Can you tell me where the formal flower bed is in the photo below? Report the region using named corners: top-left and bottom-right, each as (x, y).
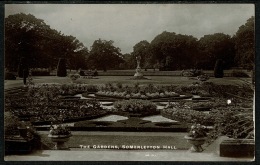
top-left (5, 82), bottom-right (254, 140)
top-left (28, 100), bottom-right (107, 125)
top-left (162, 108), bottom-right (214, 126)
top-left (162, 103), bottom-right (254, 142)
top-left (113, 99), bottom-right (158, 116)
top-left (209, 108), bottom-right (254, 139)
top-left (96, 83), bottom-right (179, 99)
top-left (27, 83), bottom-right (98, 97)
top-left (7, 85), bottom-right (107, 124)
top-left (174, 82), bottom-right (254, 98)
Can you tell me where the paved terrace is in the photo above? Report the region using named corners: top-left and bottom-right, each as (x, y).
top-left (4, 134), bottom-right (254, 161)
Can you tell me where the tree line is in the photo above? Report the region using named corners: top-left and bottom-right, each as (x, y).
top-left (5, 13), bottom-right (254, 72)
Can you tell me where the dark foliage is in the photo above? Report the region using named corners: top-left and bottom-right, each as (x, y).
top-left (214, 59), bottom-right (224, 78)
top-left (57, 58), bottom-right (67, 77)
top-left (17, 57), bottom-right (29, 78)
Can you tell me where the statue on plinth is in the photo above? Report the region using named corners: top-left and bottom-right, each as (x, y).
top-left (134, 56), bottom-right (143, 78)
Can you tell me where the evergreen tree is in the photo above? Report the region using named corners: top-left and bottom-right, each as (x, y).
top-left (57, 58), bottom-right (67, 77)
top-left (214, 59), bottom-right (224, 78)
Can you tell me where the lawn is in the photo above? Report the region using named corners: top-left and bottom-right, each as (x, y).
top-left (7, 75), bottom-right (252, 87)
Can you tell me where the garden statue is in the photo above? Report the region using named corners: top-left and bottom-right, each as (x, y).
top-left (134, 56), bottom-right (144, 78)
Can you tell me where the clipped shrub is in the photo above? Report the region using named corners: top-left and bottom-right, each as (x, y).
top-left (5, 72), bottom-right (16, 80)
top-left (214, 59), bottom-right (224, 78)
top-left (231, 70), bottom-right (249, 77)
top-left (56, 58), bottom-right (67, 77)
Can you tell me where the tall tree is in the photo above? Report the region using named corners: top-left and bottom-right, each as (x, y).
top-left (234, 16), bottom-right (254, 69)
top-left (150, 31), bottom-right (199, 70)
top-left (5, 13), bottom-right (88, 71)
top-left (132, 40), bottom-right (153, 69)
top-left (88, 39), bottom-right (124, 71)
top-left (199, 33), bottom-right (235, 69)
top-left (121, 53), bottom-right (136, 69)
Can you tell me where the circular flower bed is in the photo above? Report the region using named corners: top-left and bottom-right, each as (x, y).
top-left (96, 91), bottom-right (179, 99)
top-left (113, 99), bottom-right (158, 116)
top-left (96, 83), bottom-right (180, 99)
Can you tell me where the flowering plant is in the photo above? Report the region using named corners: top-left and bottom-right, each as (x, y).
top-left (49, 124), bottom-right (71, 136)
top-left (113, 99), bottom-right (157, 114)
top-left (187, 124), bottom-right (207, 138)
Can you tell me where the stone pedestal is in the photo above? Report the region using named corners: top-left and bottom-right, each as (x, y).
top-left (134, 67), bottom-right (143, 78)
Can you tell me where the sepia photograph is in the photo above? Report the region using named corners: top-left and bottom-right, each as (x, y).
top-left (4, 3), bottom-right (255, 161)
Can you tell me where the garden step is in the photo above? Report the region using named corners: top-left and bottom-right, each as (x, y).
top-left (220, 139), bottom-right (254, 157)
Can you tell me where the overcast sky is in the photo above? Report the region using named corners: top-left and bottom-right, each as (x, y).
top-left (5, 4), bottom-right (254, 54)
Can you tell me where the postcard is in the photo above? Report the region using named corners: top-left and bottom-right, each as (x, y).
top-left (4, 3), bottom-right (255, 161)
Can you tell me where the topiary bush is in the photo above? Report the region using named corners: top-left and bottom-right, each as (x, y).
top-left (214, 59), bottom-right (224, 78)
top-left (56, 58), bottom-right (67, 77)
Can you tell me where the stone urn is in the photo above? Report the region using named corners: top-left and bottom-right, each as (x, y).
top-left (184, 135), bottom-right (206, 152)
top-left (48, 134), bottom-right (72, 150)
